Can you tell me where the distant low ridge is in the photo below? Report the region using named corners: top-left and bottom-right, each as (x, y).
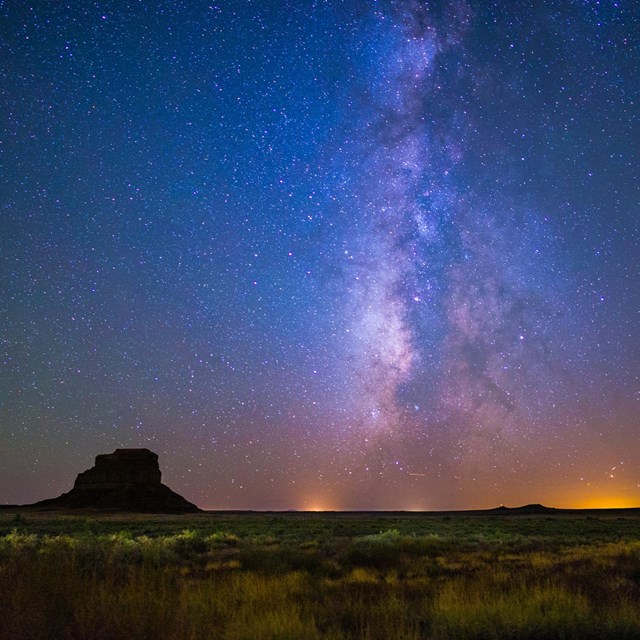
top-left (490, 503), bottom-right (556, 514)
top-left (34, 448), bottom-right (200, 513)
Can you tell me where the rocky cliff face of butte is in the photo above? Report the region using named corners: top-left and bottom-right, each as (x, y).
top-left (36, 448), bottom-right (200, 513)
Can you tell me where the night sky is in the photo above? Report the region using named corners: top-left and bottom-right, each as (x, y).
top-left (2, 0), bottom-right (639, 510)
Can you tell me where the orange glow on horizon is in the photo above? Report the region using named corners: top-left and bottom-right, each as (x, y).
top-left (569, 495), bottom-right (639, 510)
top-left (302, 499), bottom-right (335, 512)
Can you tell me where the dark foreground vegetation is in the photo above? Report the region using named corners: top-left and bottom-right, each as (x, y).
top-left (1, 510), bottom-right (640, 639)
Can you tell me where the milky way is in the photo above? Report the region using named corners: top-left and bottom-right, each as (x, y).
top-left (2, 0), bottom-right (639, 509)
top-left (336, 3), bottom-right (449, 434)
top-left (339, 3), bottom-right (562, 452)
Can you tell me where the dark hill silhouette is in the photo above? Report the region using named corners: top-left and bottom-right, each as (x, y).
top-left (489, 503), bottom-right (556, 515)
top-left (34, 448), bottom-right (200, 513)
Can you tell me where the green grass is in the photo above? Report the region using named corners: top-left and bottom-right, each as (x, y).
top-left (0, 512), bottom-right (639, 639)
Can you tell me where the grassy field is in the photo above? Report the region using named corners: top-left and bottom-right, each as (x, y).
top-left (1, 510), bottom-right (639, 639)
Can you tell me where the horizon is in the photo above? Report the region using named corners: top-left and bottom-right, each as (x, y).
top-left (2, 1), bottom-right (639, 510)
top-left (5, 499), bottom-right (640, 513)
top-left (4, 447), bottom-right (640, 513)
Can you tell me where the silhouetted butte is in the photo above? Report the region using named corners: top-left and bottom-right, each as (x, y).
top-left (35, 448), bottom-right (200, 513)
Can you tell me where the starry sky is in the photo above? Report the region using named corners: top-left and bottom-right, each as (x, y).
top-left (2, 0), bottom-right (639, 510)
